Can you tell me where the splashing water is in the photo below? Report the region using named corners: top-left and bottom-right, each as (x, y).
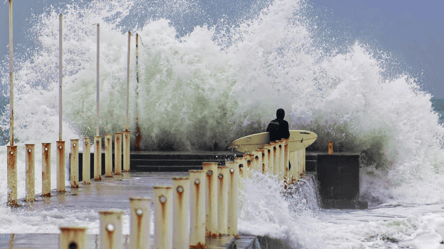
top-left (1, 0), bottom-right (444, 247)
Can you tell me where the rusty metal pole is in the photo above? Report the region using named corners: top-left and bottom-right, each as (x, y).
top-left (7, 0), bottom-right (17, 207)
top-left (279, 140), bottom-right (286, 180)
top-left (59, 14), bottom-right (63, 142)
top-left (59, 227), bottom-right (87, 249)
top-left (303, 148), bottom-right (306, 173)
top-left (262, 146), bottom-right (269, 174)
top-left (99, 210), bottom-right (124, 249)
top-left (25, 144), bottom-right (35, 202)
top-left (189, 170), bottom-right (206, 247)
top-left (7, 145), bottom-right (17, 206)
top-left (8, 0), bottom-right (14, 147)
top-left (123, 130), bottom-right (130, 172)
top-left (284, 139), bottom-right (289, 180)
top-left (83, 138), bottom-right (91, 184)
top-left (242, 154), bottom-right (253, 179)
top-left (57, 141), bottom-right (66, 193)
top-left (266, 144), bottom-right (274, 175)
top-left (217, 166), bottom-right (229, 235)
top-left (129, 197), bottom-right (151, 249)
top-left (114, 133), bottom-right (122, 175)
top-left (274, 142), bottom-right (280, 177)
top-left (70, 139), bottom-right (79, 188)
top-left (328, 142), bottom-right (333, 155)
top-left (104, 134), bottom-right (112, 177)
top-left (172, 177), bottom-right (190, 248)
top-left (270, 142), bottom-right (277, 176)
top-left (202, 162), bottom-right (218, 237)
top-left (154, 186), bottom-right (173, 249)
top-left (235, 157), bottom-right (245, 180)
top-left (94, 136), bottom-right (102, 181)
top-left (225, 161), bottom-right (238, 236)
top-left (96, 24), bottom-right (100, 137)
top-left (42, 143), bottom-right (51, 196)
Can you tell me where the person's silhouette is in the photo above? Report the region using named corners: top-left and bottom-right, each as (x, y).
top-left (267, 108), bottom-right (290, 142)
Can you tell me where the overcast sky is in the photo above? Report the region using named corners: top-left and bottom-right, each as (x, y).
top-left (1, 0), bottom-right (444, 97)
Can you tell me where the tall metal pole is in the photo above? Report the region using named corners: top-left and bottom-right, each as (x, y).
top-left (96, 24), bottom-right (100, 136)
top-left (9, 0), bottom-right (14, 146)
top-left (135, 33), bottom-right (139, 129)
top-left (126, 31), bottom-right (131, 131)
top-left (59, 14), bottom-right (63, 141)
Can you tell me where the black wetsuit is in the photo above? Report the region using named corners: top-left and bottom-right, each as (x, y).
top-left (266, 118), bottom-right (290, 142)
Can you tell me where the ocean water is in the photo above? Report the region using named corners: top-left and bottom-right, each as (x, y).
top-left (1, 0), bottom-right (444, 247)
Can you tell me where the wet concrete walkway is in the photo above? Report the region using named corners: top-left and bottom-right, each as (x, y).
top-left (3, 172), bottom-right (257, 249)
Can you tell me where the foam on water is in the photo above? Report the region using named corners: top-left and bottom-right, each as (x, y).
top-left (2, 0), bottom-right (444, 247)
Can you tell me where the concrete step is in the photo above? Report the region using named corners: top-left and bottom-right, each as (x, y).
top-left (133, 164), bottom-right (204, 172)
top-left (130, 158), bottom-right (224, 166)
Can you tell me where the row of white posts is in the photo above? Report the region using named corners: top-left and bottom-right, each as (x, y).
top-left (6, 131), bottom-right (131, 206)
top-left (58, 138), bottom-right (306, 249)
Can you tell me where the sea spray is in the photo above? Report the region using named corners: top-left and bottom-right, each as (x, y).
top-left (238, 171), bottom-right (327, 248)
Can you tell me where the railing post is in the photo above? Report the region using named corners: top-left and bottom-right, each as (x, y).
top-left (279, 140), bottom-right (285, 181)
top-left (7, 145), bottom-right (17, 206)
top-left (114, 133), bottom-right (122, 175)
top-left (225, 161), bottom-right (238, 236)
top-left (59, 227), bottom-right (87, 249)
top-left (202, 162), bottom-right (218, 236)
top-left (123, 130), bottom-right (130, 172)
top-left (42, 143), bottom-right (51, 197)
top-left (274, 141), bottom-right (280, 177)
top-left (154, 186), bottom-right (173, 248)
top-left (217, 166), bottom-right (229, 235)
top-left (25, 144), bottom-right (35, 202)
top-left (265, 144), bottom-right (274, 175)
top-left (57, 141), bottom-right (66, 193)
top-left (129, 197), bottom-right (151, 249)
top-left (94, 136), bottom-right (102, 181)
top-left (104, 134), bottom-right (112, 177)
top-left (173, 177), bottom-right (190, 248)
top-left (284, 138), bottom-right (289, 180)
top-left (303, 148), bottom-right (306, 173)
top-left (70, 139), bottom-right (79, 188)
top-left (253, 150), bottom-right (262, 172)
top-left (189, 170), bottom-right (206, 247)
top-left (99, 210), bottom-right (124, 249)
top-left (242, 154), bottom-right (253, 178)
top-left (328, 142), bottom-right (333, 154)
top-left (83, 138), bottom-right (91, 184)
top-left (235, 157), bottom-right (245, 179)
top-left (261, 148), bottom-right (268, 174)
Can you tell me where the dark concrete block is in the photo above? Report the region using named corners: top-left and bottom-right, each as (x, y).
top-left (306, 160), bottom-right (317, 172)
top-left (317, 153), bottom-right (360, 201)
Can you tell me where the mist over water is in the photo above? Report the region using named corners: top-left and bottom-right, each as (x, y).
top-left (1, 0), bottom-right (444, 247)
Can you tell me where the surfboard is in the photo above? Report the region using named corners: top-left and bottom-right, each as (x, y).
top-left (230, 130), bottom-right (317, 153)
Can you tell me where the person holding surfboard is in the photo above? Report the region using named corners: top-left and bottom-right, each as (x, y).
top-left (267, 108), bottom-right (290, 142)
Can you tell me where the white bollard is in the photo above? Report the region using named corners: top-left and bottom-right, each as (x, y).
top-left (114, 133), bottom-right (122, 175)
top-left (57, 141), bottom-right (66, 193)
top-left (59, 227), bottom-right (87, 249)
top-left (83, 138), bottom-right (91, 184)
top-left (189, 170), bottom-right (206, 247)
top-left (129, 197), bottom-right (151, 249)
top-left (202, 162), bottom-right (218, 236)
top-left (42, 143), bottom-right (51, 197)
top-left (154, 186), bottom-right (173, 248)
top-left (217, 166), bottom-right (229, 235)
top-left (99, 210), bottom-right (124, 249)
top-left (94, 136), bottom-right (102, 181)
top-left (173, 177), bottom-right (190, 248)
top-left (225, 161), bottom-right (239, 236)
top-left (70, 139), bottom-right (79, 188)
top-left (25, 144), bottom-right (35, 202)
top-left (104, 134), bottom-right (113, 177)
